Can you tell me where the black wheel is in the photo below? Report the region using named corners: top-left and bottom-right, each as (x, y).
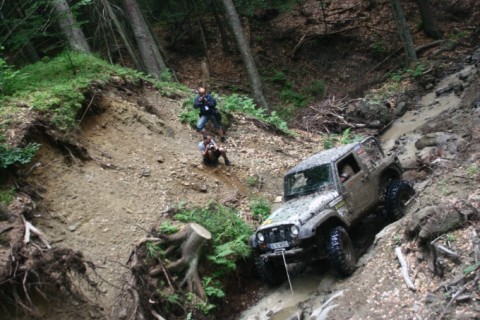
top-left (326, 226), bottom-right (356, 276)
top-left (254, 255), bottom-right (285, 286)
top-left (385, 180), bottom-right (415, 220)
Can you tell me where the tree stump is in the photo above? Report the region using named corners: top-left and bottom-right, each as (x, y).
top-left (150, 223), bottom-right (212, 299)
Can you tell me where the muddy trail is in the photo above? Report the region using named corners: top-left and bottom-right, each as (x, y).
top-left (239, 52), bottom-right (480, 320)
top-left (11, 50), bottom-right (480, 320)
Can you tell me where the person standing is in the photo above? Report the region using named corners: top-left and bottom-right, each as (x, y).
top-left (194, 86), bottom-right (226, 142)
top-left (199, 134), bottom-right (231, 166)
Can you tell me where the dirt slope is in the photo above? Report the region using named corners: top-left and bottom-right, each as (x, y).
top-left (23, 82), bottom-right (326, 318)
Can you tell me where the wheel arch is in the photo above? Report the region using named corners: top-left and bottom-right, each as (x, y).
top-left (314, 216), bottom-right (348, 238)
top-left (378, 166), bottom-right (402, 193)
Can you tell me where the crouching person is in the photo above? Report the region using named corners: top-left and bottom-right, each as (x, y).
top-left (199, 134), bottom-right (231, 166)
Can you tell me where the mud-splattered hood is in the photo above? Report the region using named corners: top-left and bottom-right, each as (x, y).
top-left (260, 190), bottom-right (339, 227)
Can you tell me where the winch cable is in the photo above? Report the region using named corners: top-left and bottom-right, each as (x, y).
top-left (281, 249), bottom-right (294, 294)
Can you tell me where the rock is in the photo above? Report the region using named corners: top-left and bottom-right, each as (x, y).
top-left (139, 168), bottom-right (150, 177)
top-left (453, 82), bottom-right (464, 96)
top-left (435, 84), bottom-right (454, 97)
top-left (354, 98), bottom-right (393, 125)
top-left (199, 184), bottom-right (208, 193)
top-left (157, 157), bottom-right (164, 163)
top-left (68, 225), bottom-right (77, 232)
top-left (406, 205), bottom-right (463, 241)
top-left (459, 69), bottom-right (473, 81)
top-left (395, 102), bottom-right (408, 117)
top-left (415, 132), bottom-right (465, 152)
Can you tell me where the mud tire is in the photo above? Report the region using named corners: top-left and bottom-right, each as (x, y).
top-left (385, 180), bottom-right (415, 220)
top-left (326, 226), bottom-right (356, 276)
top-left (254, 255), bottom-right (285, 286)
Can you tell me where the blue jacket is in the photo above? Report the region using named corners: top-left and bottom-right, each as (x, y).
top-left (194, 93), bottom-right (217, 116)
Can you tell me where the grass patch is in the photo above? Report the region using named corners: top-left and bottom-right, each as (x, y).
top-left (1, 51), bottom-right (188, 131)
top-left (249, 197), bottom-right (271, 220)
top-left (246, 175), bottom-right (258, 187)
top-left (0, 187), bottom-right (15, 206)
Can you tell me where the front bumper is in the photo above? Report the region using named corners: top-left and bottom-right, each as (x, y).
top-left (258, 247), bottom-right (305, 260)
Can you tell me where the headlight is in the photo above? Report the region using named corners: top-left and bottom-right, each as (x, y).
top-left (257, 232), bottom-right (265, 242)
top-left (290, 225), bottom-right (299, 237)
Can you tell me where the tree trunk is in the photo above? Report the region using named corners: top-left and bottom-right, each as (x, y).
top-left (212, 0), bottom-right (231, 55)
top-left (415, 0), bottom-right (442, 39)
top-left (100, 0), bottom-right (143, 70)
top-left (121, 0), bottom-right (167, 79)
top-left (389, 0), bottom-right (417, 64)
top-left (150, 223), bottom-right (212, 299)
top-left (221, 0), bottom-right (269, 111)
top-left (52, 0), bottom-right (90, 53)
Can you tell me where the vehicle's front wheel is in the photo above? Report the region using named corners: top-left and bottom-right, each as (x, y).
top-left (254, 255), bottom-right (285, 286)
top-left (385, 180), bottom-right (415, 220)
top-left (326, 226), bottom-right (356, 276)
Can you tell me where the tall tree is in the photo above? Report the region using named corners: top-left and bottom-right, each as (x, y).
top-left (415, 0), bottom-right (442, 39)
top-left (52, 0), bottom-right (90, 53)
top-left (121, 0), bottom-right (167, 79)
top-left (99, 0), bottom-right (142, 70)
top-left (0, 9), bottom-right (39, 63)
top-left (221, 0), bottom-right (269, 111)
top-left (389, 0), bottom-right (417, 64)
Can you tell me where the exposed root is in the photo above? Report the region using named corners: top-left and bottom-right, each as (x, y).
top-left (0, 192), bottom-right (99, 318)
top-left (22, 215), bottom-right (51, 249)
top-left (114, 223), bottom-right (213, 320)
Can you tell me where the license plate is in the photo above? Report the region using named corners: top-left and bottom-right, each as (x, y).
top-left (268, 241), bottom-right (289, 249)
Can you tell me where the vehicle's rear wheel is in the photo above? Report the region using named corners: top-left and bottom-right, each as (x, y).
top-left (254, 255), bottom-right (285, 286)
top-left (326, 226), bottom-right (356, 276)
top-left (385, 180), bottom-right (415, 220)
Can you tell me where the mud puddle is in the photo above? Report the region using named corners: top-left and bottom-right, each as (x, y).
top-left (238, 272), bottom-right (323, 320)
top-left (381, 64), bottom-right (475, 153)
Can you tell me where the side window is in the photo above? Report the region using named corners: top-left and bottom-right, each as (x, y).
top-left (337, 154), bottom-right (360, 183)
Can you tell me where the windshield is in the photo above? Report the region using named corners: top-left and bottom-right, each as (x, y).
top-left (284, 164), bottom-right (333, 198)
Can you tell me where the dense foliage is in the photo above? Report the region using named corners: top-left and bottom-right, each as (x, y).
top-left (174, 202), bottom-right (253, 272)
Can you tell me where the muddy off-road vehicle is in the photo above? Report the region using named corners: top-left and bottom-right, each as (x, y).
top-left (250, 137), bottom-right (414, 285)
